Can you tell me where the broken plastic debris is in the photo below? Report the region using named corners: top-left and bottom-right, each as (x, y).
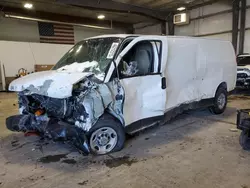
top-left (229, 128), bottom-right (238, 132)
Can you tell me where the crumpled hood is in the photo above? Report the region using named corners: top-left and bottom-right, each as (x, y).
top-left (9, 70), bottom-right (93, 98)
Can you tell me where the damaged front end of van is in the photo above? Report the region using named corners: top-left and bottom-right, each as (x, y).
top-left (6, 37), bottom-right (125, 155)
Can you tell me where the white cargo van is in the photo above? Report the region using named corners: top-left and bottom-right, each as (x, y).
top-left (7, 35), bottom-right (236, 155)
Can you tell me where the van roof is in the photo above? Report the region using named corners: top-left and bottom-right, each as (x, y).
top-left (86, 34), bottom-right (231, 42)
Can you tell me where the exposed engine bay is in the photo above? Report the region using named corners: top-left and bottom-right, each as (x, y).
top-left (6, 76), bottom-right (125, 155)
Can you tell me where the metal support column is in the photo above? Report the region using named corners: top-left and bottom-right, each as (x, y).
top-left (161, 21), bottom-right (167, 35)
top-left (232, 0), bottom-right (240, 52)
top-left (168, 13), bottom-right (175, 35)
top-left (239, 0), bottom-right (246, 54)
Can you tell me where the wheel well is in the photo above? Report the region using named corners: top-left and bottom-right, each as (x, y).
top-left (215, 82), bottom-right (227, 96)
top-left (104, 110), bottom-right (125, 126)
top-left (87, 113), bottom-right (122, 136)
top-left (218, 82), bottom-right (227, 90)
top-left (96, 111), bottom-right (124, 127)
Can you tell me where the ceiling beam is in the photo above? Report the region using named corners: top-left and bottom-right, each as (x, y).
top-left (153, 0), bottom-right (219, 11)
top-left (56, 0), bottom-right (169, 21)
top-left (188, 0), bottom-right (219, 10)
top-left (132, 0), bottom-right (154, 5)
top-left (148, 0), bottom-right (175, 8)
top-left (1, 6), bottom-right (133, 32)
top-left (143, 0), bottom-right (160, 6)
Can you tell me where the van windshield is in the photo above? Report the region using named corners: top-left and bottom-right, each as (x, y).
top-left (52, 37), bottom-right (122, 81)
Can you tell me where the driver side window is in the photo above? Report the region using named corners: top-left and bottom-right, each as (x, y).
top-left (118, 40), bottom-right (160, 78)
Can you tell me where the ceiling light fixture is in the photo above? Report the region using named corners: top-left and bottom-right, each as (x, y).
top-left (177, 7), bottom-right (186, 11)
top-left (24, 3), bottom-right (33, 9)
top-left (97, 14), bottom-right (105, 20)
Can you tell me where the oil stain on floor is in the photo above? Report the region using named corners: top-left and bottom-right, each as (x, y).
top-left (38, 154), bottom-right (69, 163)
top-left (38, 153), bottom-right (78, 164)
top-left (62, 159), bottom-right (77, 164)
top-left (104, 156), bottom-right (138, 168)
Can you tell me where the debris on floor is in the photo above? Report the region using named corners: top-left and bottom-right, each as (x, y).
top-left (78, 180), bottom-right (88, 186)
top-left (229, 128), bottom-right (238, 132)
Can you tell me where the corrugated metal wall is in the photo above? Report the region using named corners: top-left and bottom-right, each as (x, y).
top-left (175, 0), bottom-right (250, 53)
top-left (135, 0), bottom-right (250, 54)
top-left (133, 22), bottom-right (163, 35)
top-left (175, 1), bottom-right (232, 39)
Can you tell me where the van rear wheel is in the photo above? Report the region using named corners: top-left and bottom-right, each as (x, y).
top-left (210, 87), bottom-right (227, 114)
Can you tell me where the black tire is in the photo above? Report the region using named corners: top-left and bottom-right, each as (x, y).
top-left (6, 115), bottom-right (33, 132)
top-left (6, 115), bottom-right (22, 131)
top-left (210, 87), bottom-right (227, 114)
top-left (87, 114), bottom-right (125, 155)
top-left (239, 130), bottom-right (250, 150)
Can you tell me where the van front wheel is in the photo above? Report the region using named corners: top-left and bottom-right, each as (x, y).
top-left (88, 114), bottom-right (125, 155)
top-left (210, 87), bottom-right (227, 114)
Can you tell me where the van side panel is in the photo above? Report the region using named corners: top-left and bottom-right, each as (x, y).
top-left (164, 38), bottom-right (200, 110)
top-left (165, 38), bottom-right (236, 111)
top-left (198, 40), bottom-right (236, 94)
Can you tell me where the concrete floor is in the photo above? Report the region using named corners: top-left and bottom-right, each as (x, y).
top-left (1, 93), bottom-right (250, 188)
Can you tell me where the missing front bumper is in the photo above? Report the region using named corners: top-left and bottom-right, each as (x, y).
top-left (6, 114), bottom-right (90, 155)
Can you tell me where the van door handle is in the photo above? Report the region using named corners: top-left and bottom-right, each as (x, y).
top-left (161, 77), bottom-right (166, 89)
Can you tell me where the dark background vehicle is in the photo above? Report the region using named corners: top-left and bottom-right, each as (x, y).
top-left (236, 54), bottom-right (250, 89)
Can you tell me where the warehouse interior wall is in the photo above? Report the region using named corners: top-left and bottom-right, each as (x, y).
top-left (174, 0), bottom-right (250, 54)
top-left (0, 41), bottom-right (72, 77)
top-left (0, 17), bottom-right (40, 42)
top-left (175, 1), bottom-right (232, 38)
top-left (133, 22), bottom-right (168, 35)
top-left (133, 0), bottom-right (247, 52)
top-left (0, 16), bottom-right (122, 43)
top-left (132, 1), bottom-right (234, 39)
top-left (175, 12), bottom-right (232, 37)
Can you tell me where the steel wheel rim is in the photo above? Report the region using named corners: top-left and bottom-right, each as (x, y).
top-left (217, 93), bottom-right (226, 109)
top-left (90, 127), bottom-right (117, 154)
